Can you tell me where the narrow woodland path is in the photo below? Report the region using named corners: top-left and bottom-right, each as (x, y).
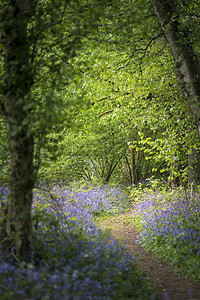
top-left (96, 211), bottom-right (200, 300)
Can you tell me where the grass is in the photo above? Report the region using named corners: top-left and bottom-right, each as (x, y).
top-left (0, 183), bottom-right (156, 300)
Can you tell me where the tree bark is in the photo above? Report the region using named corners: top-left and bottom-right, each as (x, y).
top-left (188, 146), bottom-right (200, 187)
top-left (1, 0), bottom-right (34, 261)
top-left (152, 0), bottom-right (200, 185)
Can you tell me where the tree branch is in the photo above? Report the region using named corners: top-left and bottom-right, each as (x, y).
top-left (116, 33), bottom-right (163, 71)
top-left (98, 104), bottom-right (121, 117)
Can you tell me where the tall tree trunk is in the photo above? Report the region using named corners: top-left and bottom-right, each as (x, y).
top-left (152, 0), bottom-right (200, 185)
top-left (1, 0), bottom-right (34, 261)
top-left (188, 146), bottom-right (200, 188)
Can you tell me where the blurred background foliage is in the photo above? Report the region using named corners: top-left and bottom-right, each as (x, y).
top-left (1, 0), bottom-right (200, 188)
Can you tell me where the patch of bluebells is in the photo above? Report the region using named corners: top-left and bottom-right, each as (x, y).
top-left (132, 191), bottom-right (200, 281)
top-left (0, 184), bottom-right (8, 199)
top-left (0, 184), bottom-right (8, 210)
top-left (0, 183), bottom-right (8, 231)
top-left (0, 184), bottom-right (155, 299)
top-left (32, 183), bottom-right (131, 233)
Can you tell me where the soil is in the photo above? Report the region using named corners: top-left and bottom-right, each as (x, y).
top-left (96, 211), bottom-right (200, 300)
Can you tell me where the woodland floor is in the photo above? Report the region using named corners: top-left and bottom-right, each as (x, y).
top-left (96, 210), bottom-right (200, 300)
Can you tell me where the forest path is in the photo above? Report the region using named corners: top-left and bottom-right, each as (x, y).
top-left (96, 211), bottom-right (200, 300)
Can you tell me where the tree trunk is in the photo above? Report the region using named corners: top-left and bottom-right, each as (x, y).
top-left (188, 147), bottom-right (200, 187)
top-left (1, 0), bottom-right (34, 261)
top-left (152, 0), bottom-right (200, 185)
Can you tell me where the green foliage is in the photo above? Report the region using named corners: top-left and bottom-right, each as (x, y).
top-left (1, 0), bottom-right (199, 187)
top-left (40, 0), bottom-right (199, 186)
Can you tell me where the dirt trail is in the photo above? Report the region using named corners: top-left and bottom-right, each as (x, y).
top-left (97, 212), bottom-right (200, 300)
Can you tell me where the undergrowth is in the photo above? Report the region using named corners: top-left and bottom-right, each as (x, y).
top-left (130, 184), bottom-right (200, 282)
top-left (0, 183), bottom-right (156, 300)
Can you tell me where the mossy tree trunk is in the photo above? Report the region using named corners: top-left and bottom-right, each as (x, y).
top-left (1, 0), bottom-right (34, 261)
top-left (152, 0), bottom-right (200, 185)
